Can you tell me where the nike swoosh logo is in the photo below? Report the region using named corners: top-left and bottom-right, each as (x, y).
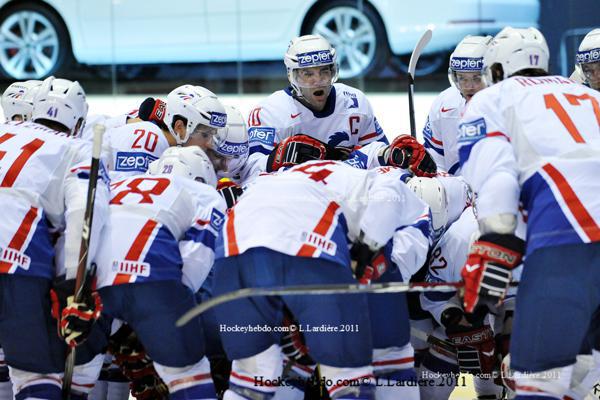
top-left (441, 107), bottom-right (455, 113)
top-left (482, 350), bottom-right (494, 357)
top-left (291, 113), bottom-right (301, 119)
top-left (465, 264), bottom-right (480, 273)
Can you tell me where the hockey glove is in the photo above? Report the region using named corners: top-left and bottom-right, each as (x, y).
top-left (138, 97), bottom-right (167, 130)
top-left (357, 251), bottom-right (388, 284)
top-left (461, 233), bottom-right (524, 313)
top-left (217, 180), bottom-right (244, 209)
top-left (266, 134), bottom-right (328, 172)
top-left (108, 324), bottom-right (169, 399)
top-left (384, 135), bottom-right (437, 177)
top-left (446, 325), bottom-right (497, 375)
top-left (50, 278), bottom-right (102, 348)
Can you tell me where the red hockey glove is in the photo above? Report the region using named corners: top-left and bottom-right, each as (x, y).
top-left (217, 180), bottom-right (244, 209)
top-left (461, 233), bottom-right (524, 313)
top-left (138, 97), bottom-right (167, 130)
top-left (357, 251), bottom-right (388, 284)
top-left (50, 278), bottom-right (102, 348)
top-left (266, 134), bottom-right (328, 172)
top-left (447, 325), bottom-right (497, 375)
top-left (385, 135), bottom-right (437, 177)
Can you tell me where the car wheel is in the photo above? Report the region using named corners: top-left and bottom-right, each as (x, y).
top-left (393, 52), bottom-right (447, 77)
top-left (0, 2), bottom-right (71, 80)
top-left (303, 0), bottom-right (389, 79)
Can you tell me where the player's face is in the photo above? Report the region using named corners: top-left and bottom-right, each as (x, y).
top-left (204, 147), bottom-right (229, 173)
top-left (295, 66), bottom-right (334, 111)
top-left (185, 125), bottom-right (217, 149)
top-left (455, 72), bottom-right (486, 101)
top-left (582, 62), bottom-right (600, 90)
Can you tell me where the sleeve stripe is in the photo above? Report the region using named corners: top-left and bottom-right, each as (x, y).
top-left (358, 131), bottom-right (379, 142)
top-left (430, 136), bottom-right (443, 146)
top-left (487, 131), bottom-right (511, 141)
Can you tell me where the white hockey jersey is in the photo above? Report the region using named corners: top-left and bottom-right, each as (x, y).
top-left (95, 174), bottom-right (226, 292)
top-left (245, 83), bottom-right (387, 175)
top-left (0, 121), bottom-right (108, 279)
top-left (458, 75), bottom-right (600, 255)
top-left (216, 161), bottom-right (430, 269)
top-left (103, 120), bottom-right (171, 180)
top-left (423, 86), bottom-right (466, 174)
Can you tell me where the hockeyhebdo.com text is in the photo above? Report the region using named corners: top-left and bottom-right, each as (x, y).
top-left (219, 323), bottom-right (360, 334)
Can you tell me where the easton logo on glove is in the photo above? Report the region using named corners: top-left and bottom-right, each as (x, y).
top-left (461, 233), bottom-right (524, 313)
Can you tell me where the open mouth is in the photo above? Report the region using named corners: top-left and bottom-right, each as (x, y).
top-left (313, 89), bottom-right (325, 97)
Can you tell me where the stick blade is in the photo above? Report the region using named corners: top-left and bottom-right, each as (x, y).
top-left (408, 29), bottom-right (433, 78)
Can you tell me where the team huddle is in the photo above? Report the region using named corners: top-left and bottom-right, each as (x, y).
top-left (0, 25), bottom-right (598, 400)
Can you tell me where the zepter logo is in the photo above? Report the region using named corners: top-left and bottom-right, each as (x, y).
top-left (297, 50), bottom-right (334, 67)
top-left (450, 57), bottom-right (484, 71)
top-left (576, 47), bottom-right (600, 64)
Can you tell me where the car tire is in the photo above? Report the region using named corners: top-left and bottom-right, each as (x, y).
top-left (392, 52), bottom-right (447, 77)
top-left (0, 2), bottom-right (72, 80)
top-left (302, 0), bottom-right (389, 79)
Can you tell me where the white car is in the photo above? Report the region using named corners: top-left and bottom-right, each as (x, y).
top-left (0, 0), bottom-right (539, 80)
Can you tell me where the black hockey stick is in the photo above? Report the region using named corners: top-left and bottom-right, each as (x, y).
top-left (176, 281), bottom-right (464, 327)
top-left (62, 124), bottom-right (105, 400)
top-left (408, 29), bottom-right (433, 138)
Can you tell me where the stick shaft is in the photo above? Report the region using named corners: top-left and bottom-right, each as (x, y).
top-left (62, 124), bottom-right (105, 399)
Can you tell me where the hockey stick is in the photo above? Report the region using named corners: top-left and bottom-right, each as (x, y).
top-left (177, 281), bottom-right (464, 327)
top-left (408, 29), bottom-right (433, 138)
top-left (62, 124), bottom-right (106, 400)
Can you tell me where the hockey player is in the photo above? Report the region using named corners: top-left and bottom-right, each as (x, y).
top-left (457, 27), bottom-right (600, 399)
top-left (244, 35), bottom-right (388, 175)
top-left (212, 161), bottom-right (431, 400)
top-left (103, 85), bottom-right (227, 180)
top-left (1, 79), bottom-right (42, 121)
top-left (571, 28), bottom-right (600, 91)
top-left (91, 146), bottom-right (226, 399)
top-left (422, 35), bottom-right (493, 174)
top-left (0, 76), bottom-right (109, 399)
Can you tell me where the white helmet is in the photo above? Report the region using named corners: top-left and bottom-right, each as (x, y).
top-left (31, 76), bottom-right (88, 135)
top-left (575, 28), bottom-right (600, 88)
top-left (448, 35), bottom-right (493, 89)
top-left (284, 34), bottom-right (338, 96)
top-left (148, 145), bottom-right (217, 187)
top-left (407, 177), bottom-right (449, 233)
top-left (164, 85), bottom-right (227, 145)
top-left (1, 80), bottom-right (42, 121)
top-left (483, 27), bottom-right (549, 85)
top-left (213, 105), bottom-right (249, 178)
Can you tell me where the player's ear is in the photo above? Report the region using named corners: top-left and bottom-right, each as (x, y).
top-left (173, 119), bottom-right (187, 141)
top-left (491, 63), bottom-right (504, 83)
